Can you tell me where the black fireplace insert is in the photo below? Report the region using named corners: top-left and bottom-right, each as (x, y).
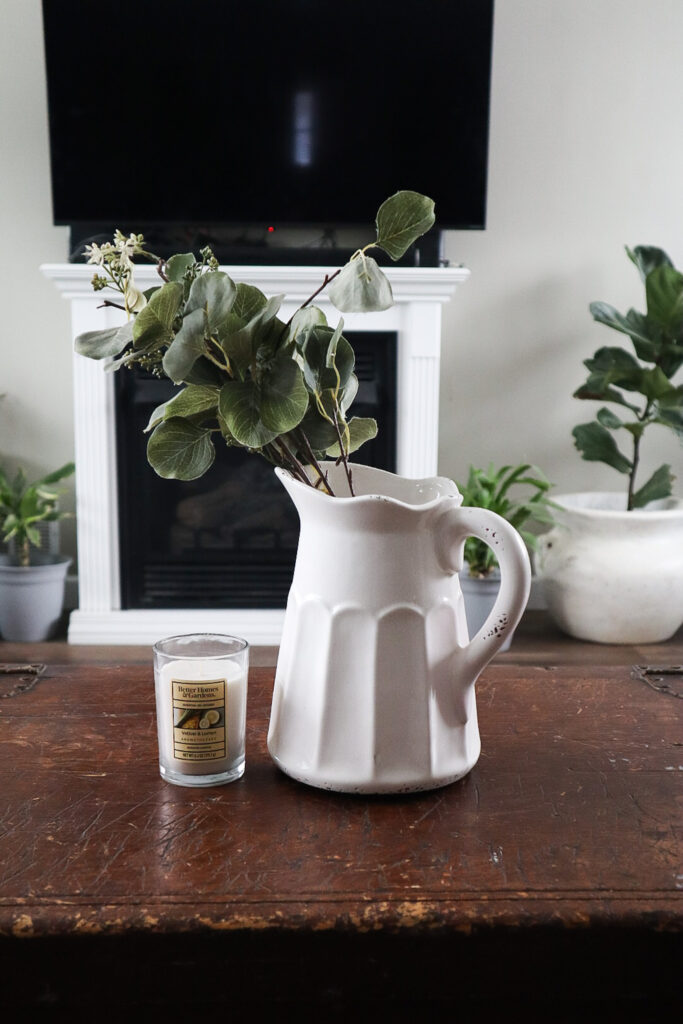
top-left (115, 332), bottom-right (397, 609)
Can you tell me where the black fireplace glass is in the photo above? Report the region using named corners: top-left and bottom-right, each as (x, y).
top-left (115, 332), bottom-right (397, 609)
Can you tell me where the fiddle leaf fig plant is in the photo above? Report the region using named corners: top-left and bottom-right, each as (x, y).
top-left (573, 245), bottom-right (683, 509)
top-left (0, 462), bottom-right (74, 567)
top-left (457, 463), bottom-right (557, 578)
top-left (76, 191), bottom-right (435, 497)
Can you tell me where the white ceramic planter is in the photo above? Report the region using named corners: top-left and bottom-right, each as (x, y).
top-left (535, 492), bottom-right (683, 644)
top-left (0, 555), bottom-right (71, 642)
top-left (268, 463), bottom-right (531, 793)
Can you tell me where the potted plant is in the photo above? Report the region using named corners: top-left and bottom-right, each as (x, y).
top-left (0, 462), bottom-right (75, 641)
top-left (536, 245), bottom-right (683, 643)
top-left (75, 192), bottom-right (532, 793)
top-left (456, 463), bottom-right (556, 650)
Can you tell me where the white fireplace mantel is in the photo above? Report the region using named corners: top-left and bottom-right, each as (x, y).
top-left (43, 262), bottom-right (469, 644)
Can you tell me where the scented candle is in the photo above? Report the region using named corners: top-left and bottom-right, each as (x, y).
top-left (153, 634), bottom-right (248, 787)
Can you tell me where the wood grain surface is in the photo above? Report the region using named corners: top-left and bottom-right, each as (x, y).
top-left (0, 631), bottom-right (681, 1017)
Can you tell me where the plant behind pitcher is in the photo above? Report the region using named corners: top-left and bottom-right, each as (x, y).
top-left (573, 245), bottom-right (683, 509)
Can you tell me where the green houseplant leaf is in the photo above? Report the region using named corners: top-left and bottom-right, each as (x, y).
top-left (572, 421), bottom-right (632, 474)
top-left (631, 464), bottom-right (674, 508)
top-left (457, 462), bottom-right (557, 577)
top-left (581, 243), bottom-right (683, 508)
top-left (626, 245), bottom-right (673, 283)
top-left (645, 265), bottom-right (683, 333)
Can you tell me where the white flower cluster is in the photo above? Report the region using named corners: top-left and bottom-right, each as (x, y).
top-left (83, 232), bottom-right (148, 314)
top-left (84, 231), bottom-right (145, 269)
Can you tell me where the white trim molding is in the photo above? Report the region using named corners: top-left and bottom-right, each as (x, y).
top-left (43, 262), bottom-right (469, 644)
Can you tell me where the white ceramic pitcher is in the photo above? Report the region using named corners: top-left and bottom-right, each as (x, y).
top-left (268, 463), bottom-right (531, 793)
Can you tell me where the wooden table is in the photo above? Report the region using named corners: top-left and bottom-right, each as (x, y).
top-left (1, 616), bottom-right (682, 1020)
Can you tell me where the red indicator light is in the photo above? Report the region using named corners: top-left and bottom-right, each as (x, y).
top-left (267, 225), bottom-right (275, 233)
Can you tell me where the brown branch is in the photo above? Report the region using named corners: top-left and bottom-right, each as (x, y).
top-left (97, 299), bottom-right (127, 312)
top-left (156, 258), bottom-right (170, 283)
top-left (270, 439), bottom-right (310, 486)
top-left (284, 268), bottom-right (343, 331)
top-left (295, 429), bottom-right (334, 495)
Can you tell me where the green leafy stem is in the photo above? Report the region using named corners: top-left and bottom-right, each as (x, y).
top-left (75, 192), bottom-right (435, 497)
top-left (573, 245), bottom-right (683, 509)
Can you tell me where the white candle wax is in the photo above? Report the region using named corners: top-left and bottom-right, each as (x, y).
top-left (155, 657), bottom-right (247, 778)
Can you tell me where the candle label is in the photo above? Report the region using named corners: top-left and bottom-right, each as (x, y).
top-left (172, 679), bottom-right (227, 762)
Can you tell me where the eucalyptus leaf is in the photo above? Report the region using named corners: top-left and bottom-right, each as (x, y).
top-left (325, 318), bottom-right (345, 369)
top-left (186, 271), bottom-right (236, 332)
top-left (165, 253), bottom-right (196, 282)
top-left (75, 321), bottom-right (134, 359)
top-left (162, 307), bottom-right (206, 383)
top-left (300, 326), bottom-right (355, 395)
top-left (572, 422), bottom-right (632, 474)
top-left (327, 416), bottom-right (378, 456)
top-left (260, 351), bottom-right (308, 433)
top-left (231, 283), bottom-right (268, 322)
top-left (183, 357), bottom-right (225, 388)
top-left (375, 190), bottom-right (436, 260)
top-left (296, 404), bottom-right (339, 452)
top-left (631, 464), bottom-right (674, 508)
top-left (328, 255), bottom-right (393, 313)
top-left (144, 398), bottom-right (172, 434)
top-left (219, 381), bottom-right (279, 448)
top-left (283, 306), bottom-right (327, 346)
top-left (132, 282), bottom-right (183, 350)
top-left (162, 384), bottom-right (219, 424)
top-left (340, 373), bottom-right (359, 415)
top-left (147, 417), bottom-right (215, 480)
top-left (221, 293), bottom-right (285, 374)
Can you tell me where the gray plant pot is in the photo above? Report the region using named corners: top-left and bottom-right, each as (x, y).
top-left (0, 554), bottom-right (71, 642)
top-left (459, 563), bottom-right (514, 652)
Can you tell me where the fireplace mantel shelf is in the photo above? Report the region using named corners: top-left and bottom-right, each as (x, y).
top-left (43, 262), bottom-right (469, 644)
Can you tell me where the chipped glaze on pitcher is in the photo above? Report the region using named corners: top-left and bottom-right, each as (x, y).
top-left (268, 463), bottom-right (531, 793)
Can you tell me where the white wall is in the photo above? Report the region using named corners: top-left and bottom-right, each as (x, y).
top-left (1, 0), bottom-right (683, 572)
top-left (0, 0), bottom-right (73, 551)
top-left (441, 0), bottom-right (683, 494)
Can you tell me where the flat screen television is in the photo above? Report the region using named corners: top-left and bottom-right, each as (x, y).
top-left (42, 0), bottom-right (494, 265)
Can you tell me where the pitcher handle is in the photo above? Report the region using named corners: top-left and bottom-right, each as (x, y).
top-left (435, 505), bottom-right (531, 678)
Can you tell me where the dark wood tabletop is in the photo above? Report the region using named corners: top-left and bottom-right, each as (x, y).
top-left (1, 614), bottom-right (682, 1020)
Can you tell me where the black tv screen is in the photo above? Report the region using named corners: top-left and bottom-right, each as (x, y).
top-left (42, 0), bottom-right (493, 245)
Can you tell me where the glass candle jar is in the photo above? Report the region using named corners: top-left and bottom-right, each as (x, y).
top-left (153, 633), bottom-right (249, 787)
